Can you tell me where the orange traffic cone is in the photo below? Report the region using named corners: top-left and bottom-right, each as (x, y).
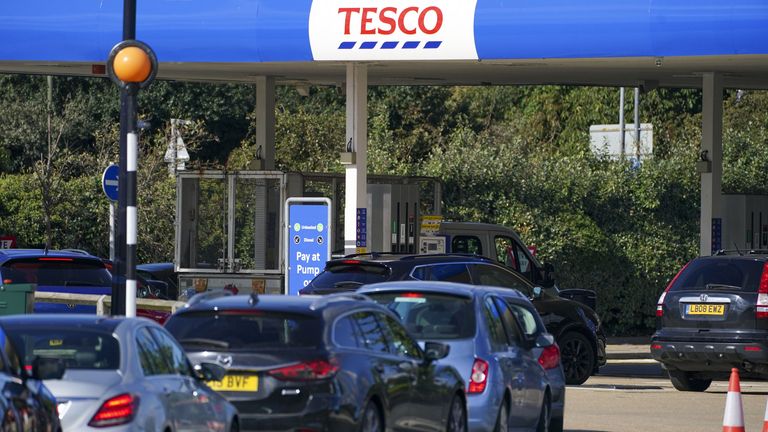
top-left (723, 368), bottom-right (745, 432)
top-left (762, 395), bottom-right (768, 432)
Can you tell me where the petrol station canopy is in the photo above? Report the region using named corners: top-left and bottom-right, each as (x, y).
top-left (2, 0), bottom-right (768, 89)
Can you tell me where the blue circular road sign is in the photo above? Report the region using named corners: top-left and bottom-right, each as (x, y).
top-left (102, 164), bottom-right (119, 201)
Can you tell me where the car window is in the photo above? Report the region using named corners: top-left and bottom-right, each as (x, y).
top-left (669, 259), bottom-right (764, 293)
top-left (1, 334), bottom-right (21, 377)
top-left (1, 258), bottom-right (111, 287)
top-left (367, 291), bottom-right (476, 340)
top-left (451, 235), bottom-right (482, 255)
top-left (334, 315), bottom-right (362, 349)
top-left (149, 328), bottom-right (192, 377)
top-left (352, 311), bottom-right (389, 353)
top-left (420, 264), bottom-right (472, 284)
top-left (378, 314), bottom-right (423, 360)
top-left (493, 297), bottom-right (523, 345)
top-left (483, 297), bottom-right (508, 352)
top-left (8, 328), bottom-right (120, 372)
top-left (495, 236), bottom-right (518, 271)
top-left (308, 262), bottom-right (390, 290)
top-left (166, 311), bottom-right (322, 351)
top-left (506, 302), bottom-right (541, 337)
top-left (137, 328), bottom-right (173, 376)
top-left (514, 243), bottom-right (532, 276)
top-left (472, 264), bottom-right (531, 296)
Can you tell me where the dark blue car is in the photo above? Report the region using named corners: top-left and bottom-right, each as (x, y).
top-left (0, 249), bottom-right (112, 313)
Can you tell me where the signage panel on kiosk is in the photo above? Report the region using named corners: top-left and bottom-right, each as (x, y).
top-left (284, 198), bottom-right (332, 296)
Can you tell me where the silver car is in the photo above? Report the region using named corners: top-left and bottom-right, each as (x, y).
top-left (0, 314), bottom-right (239, 432)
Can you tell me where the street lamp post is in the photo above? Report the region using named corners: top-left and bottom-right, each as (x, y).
top-left (106, 0), bottom-right (157, 316)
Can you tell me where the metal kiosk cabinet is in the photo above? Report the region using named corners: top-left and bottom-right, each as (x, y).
top-left (0, 284), bottom-right (35, 315)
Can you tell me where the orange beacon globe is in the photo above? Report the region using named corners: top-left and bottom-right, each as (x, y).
top-left (112, 46), bottom-right (151, 83)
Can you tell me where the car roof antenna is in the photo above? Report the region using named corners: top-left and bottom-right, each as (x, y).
top-left (734, 242), bottom-right (744, 256)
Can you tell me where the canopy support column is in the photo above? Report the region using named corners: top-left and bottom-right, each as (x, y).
top-left (254, 76), bottom-right (276, 170)
top-left (700, 72), bottom-right (723, 256)
top-left (344, 63), bottom-right (368, 256)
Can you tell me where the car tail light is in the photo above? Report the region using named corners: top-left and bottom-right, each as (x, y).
top-left (657, 261), bottom-right (691, 317)
top-left (38, 257), bottom-right (73, 262)
top-left (538, 344), bottom-right (561, 370)
top-left (341, 260), bottom-right (361, 265)
top-left (756, 262), bottom-right (768, 319)
top-left (88, 393), bottom-right (138, 428)
top-left (268, 359), bottom-right (338, 381)
top-left (468, 358), bottom-right (489, 394)
top-left (400, 293), bottom-right (423, 298)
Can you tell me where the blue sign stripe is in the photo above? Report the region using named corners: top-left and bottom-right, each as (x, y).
top-left (360, 42), bottom-right (377, 49)
top-left (1, 0), bottom-right (768, 62)
top-left (474, 0), bottom-right (768, 59)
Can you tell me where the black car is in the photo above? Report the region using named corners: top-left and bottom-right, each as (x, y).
top-left (652, 252), bottom-right (768, 391)
top-left (165, 292), bottom-right (468, 432)
top-left (0, 324), bottom-right (62, 432)
top-left (302, 253), bottom-right (607, 385)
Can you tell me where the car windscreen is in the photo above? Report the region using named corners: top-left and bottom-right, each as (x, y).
top-left (308, 262), bottom-right (390, 290)
top-left (6, 327), bottom-right (120, 370)
top-left (165, 311), bottom-right (322, 351)
top-left (1, 258), bottom-right (111, 287)
top-left (365, 292), bottom-right (476, 340)
top-left (669, 259), bottom-right (765, 293)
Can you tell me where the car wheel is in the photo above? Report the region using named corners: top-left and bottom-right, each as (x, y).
top-left (536, 394), bottom-right (551, 432)
top-left (493, 398), bottom-right (509, 432)
top-left (447, 394), bottom-right (467, 432)
top-left (559, 332), bottom-right (595, 385)
top-left (360, 401), bottom-right (383, 432)
top-left (668, 370), bottom-right (712, 392)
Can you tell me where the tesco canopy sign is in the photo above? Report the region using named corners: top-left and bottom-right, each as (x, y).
top-left (309, 0), bottom-right (478, 60)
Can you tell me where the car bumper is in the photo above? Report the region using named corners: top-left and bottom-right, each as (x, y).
top-left (236, 394), bottom-right (340, 432)
top-left (466, 392), bottom-right (503, 432)
top-left (651, 339), bottom-right (768, 375)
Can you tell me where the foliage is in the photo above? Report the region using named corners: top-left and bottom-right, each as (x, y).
top-left (5, 74), bottom-right (768, 335)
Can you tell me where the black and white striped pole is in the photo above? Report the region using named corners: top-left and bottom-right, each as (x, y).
top-left (106, 19), bottom-right (157, 316)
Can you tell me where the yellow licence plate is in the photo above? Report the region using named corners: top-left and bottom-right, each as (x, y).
top-left (207, 375), bottom-right (258, 392)
top-left (687, 304), bottom-right (725, 315)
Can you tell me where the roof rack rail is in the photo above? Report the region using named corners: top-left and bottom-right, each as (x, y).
top-left (340, 252), bottom-right (413, 259)
top-left (186, 290), bottom-right (234, 307)
top-left (310, 292), bottom-right (372, 310)
top-left (714, 249), bottom-right (768, 256)
top-left (399, 253), bottom-right (489, 260)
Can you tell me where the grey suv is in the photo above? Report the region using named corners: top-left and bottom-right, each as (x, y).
top-left (652, 251), bottom-right (768, 391)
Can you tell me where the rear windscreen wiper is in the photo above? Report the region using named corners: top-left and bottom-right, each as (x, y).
top-left (178, 338), bottom-right (230, 349)
top-left (704, 283), bottom-right (743, 291)
top-left (334, 281), bottom-right (364, 288)
top-left (64, 281), bottom-right (104, 287)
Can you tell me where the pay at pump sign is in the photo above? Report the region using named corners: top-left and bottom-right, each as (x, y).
top-left (285, 198), bottom-right (331, 296)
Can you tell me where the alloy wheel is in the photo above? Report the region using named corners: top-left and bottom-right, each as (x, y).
top-left (560, 332), bottom-right (594, 385)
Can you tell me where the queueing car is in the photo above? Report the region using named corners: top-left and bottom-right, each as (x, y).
top-left (652, 251), bottom-right (768, 391)
top-left (0, 325), bottom-right (61, 432)
top-left (165, 292), bottom-right (468, 432)
top-left (302, 253), bottom-right (606, 385)
top-left (360, 281), bottom-right (565, 432)
top-left (0, 249), bottom-right (170, 323)
top-left (0, 314), bottom-right (239, 431)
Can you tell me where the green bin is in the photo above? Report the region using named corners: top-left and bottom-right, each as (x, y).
top-left (0, 284), bottom-right (35, 315)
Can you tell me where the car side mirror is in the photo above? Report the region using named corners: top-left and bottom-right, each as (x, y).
top-left (424, 341), bottom-right (450, 362)
top-left (30, 356), bottom-right (65, 380)
top-left (194, 362), bottom-right (226, 382)
top-left (532, 286), bottom-right (544, 300)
